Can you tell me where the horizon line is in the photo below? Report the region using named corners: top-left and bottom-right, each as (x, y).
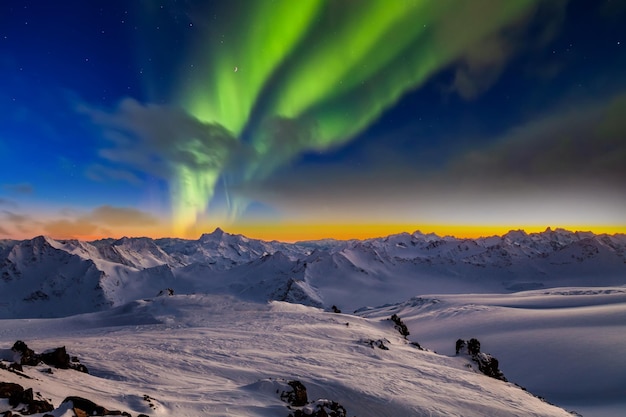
top-left (6, 224), bottom-right (626, 244)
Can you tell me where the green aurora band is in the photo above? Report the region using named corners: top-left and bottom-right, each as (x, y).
top-left (166, 0), bottom-right (540, 235)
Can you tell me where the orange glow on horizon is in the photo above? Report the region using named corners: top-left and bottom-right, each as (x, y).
top-left (226, 223), bottom-right (626, 243)
top-left (5, 223), bottom-right (625, 243)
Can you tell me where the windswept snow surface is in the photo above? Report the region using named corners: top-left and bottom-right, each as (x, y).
top-left (1, 295), bottom-right (574, 417)
top-left (358, 287), bottom-right (626, 416)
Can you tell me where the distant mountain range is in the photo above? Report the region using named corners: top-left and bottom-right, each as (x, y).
top-left (1, 227), bottom-right (625, 318)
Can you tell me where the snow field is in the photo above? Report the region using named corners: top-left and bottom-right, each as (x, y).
top-left (1, 294), bottom-right (573, 417)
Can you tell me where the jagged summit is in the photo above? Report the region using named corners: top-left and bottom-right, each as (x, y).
top-left (199, 227), bottom-right (226, 241)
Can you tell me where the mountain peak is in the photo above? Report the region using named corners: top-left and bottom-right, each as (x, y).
top-left (199, 227), bottom-right (226, 241)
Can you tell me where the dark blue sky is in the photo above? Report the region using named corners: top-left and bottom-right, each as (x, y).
top-left (1, 0), bottom-right (625, 240)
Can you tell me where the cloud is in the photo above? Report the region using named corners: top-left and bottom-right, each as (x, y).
top-left (445, 92), bottom-right (626, 188)
top-left (2, 183), bottom-right (34, 194)
top-left (86, 164), bottom-right (144, 185)
top-left (450, 34), bottom-right (514, 100)
top-left (2, 210), bottom-right (29, 224)
top-left (447, 1), bottom-right (568, 99)
top-left (1, 205), bottom-right (161, 240)
top-left (81, 98), bottom-right (239, 181)
top-left (1, 210), bottom-right (35, 234)
top-left (43, 218), bottom-right (99, 238)
top-left (0, 198), bottom-right (17, 208)
top-left (89, 205), bottom-right (158, 227)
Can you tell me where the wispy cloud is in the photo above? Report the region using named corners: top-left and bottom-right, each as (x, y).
top-left (89, 205), bottom-right (158, 227)
top-left (80, 98), bottom-right (239, 181)
top-left (0, 198), bottom-right (17, 208)
top-left (1, 205), bottom-right (161, 240)
top-left (2, 183), bottom-right (34, 194)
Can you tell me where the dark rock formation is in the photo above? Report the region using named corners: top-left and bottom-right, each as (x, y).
top-left (455, 339), bottom-right (465, 355)
top-left (473, 352), bottom-right (507, 381)
top-left (467, 338), bottom-right (481, 356)
top-left (280, 380), bottom-right (308, 407)
top-left (41, 347), bottom-right (70, 369)
top-left (62, 396), bottom-right (131, 416)
top-left (0, 383), bottom-right (54, 415)
top-left (455, 338), bottom-right (506, 381)
top-left (0, 382), bottom-right (23, 401)
top-left (7, 341), bottom-right (88, 374)
top-left (360, 338), bottom-right (389, 350)
top-left (289, 399), bottom-right (348, 417)
top-left (11, 341), bottom-right (39, 366)
top-left (390, 314), bottom-right (410, 337)
top-left (278, 380), bottom-right (350, 417)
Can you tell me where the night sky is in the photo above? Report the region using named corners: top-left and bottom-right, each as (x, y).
top-left (1, 0), bottom-right (625, 241)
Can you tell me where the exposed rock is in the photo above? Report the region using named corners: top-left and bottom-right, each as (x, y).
top-left (6, 341), bottom-right (88, 374)
top-left (455, 338), bottom-right (465, 355)
top-left (41, 346), bottom-right (70, 369)
top-left (280, 380), bottom-right (308, 407)
top-left (62, 396), bottom-right (131, 416)
top-left (390, 314), bottom-right (410, 337)
top-left (360, 338), bottom-right (389, 350)
top-left (410, 341), bottom-right (424, 351)
top-left (8, 363), bottom-right (22, 372)
top-left (473, 352), bottom-right (507, 381)
top-left (289, 399), bottom-right (348, 417)
top-left (11, 341), bottom-right (39, 366)
top-left (0, 382), bottom-right (23, 400)
top-left (467, 338), bottom-right (481, 356)
top-left (0, 384), bottom-right (54, 415)
top-left (277, 380), bottom-right (351, 417)
top-left (455, 338), bottom-right (506, 381)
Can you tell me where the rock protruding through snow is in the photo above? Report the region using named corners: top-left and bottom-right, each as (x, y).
top-left (456, 338), bottom-right (506, 381)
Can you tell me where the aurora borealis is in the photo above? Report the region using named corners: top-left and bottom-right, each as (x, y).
top-left (1, 0), bottom-right (625, 241)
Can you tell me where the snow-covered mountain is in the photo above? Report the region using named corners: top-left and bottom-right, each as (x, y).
top-left (1, 227), bottom-right (624, 318)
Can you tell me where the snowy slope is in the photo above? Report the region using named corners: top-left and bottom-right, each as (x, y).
top-left (358, 287), bottom-right (626, 417)
top-left (0, 294), bottom-right (575, 417)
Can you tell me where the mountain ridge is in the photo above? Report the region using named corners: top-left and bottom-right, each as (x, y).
top-left (1, 227), bottom-right (625, 319)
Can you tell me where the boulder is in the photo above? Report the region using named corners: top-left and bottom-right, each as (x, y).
top-left (62, 396), bottom-right (130, 416)
top-left (0, 382), bottom-right (23, 400)
top-left (11, 341), bottom-right (39, 366)
top-left (41, 346), bottom-right (70, 369)
top-left (3, 386), bottom-right (54, 415)
top-left (280, 380), bottom-right (308, 407)
top-left (289, 399), bottom-right (348, 417)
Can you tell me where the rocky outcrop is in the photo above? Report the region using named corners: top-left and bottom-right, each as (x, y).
top-left (0, 384), bottom-right (144, 416)
top-left (455, 338), bottom-right (506, 381)
top-left (0, 382), bottom-right (54, 415)
top-left (390, 314), bottom-right (410, 338)
top-left (279, 380), bottom-right (351, 417)
top-left (9, 341), bottom-right (88, 374)
top-left (62, 396), bottom-right (131, 416)
top-left (280, 380), bottom-right (308, 407)
top-left (289, 399), bottom-right (348, 417)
